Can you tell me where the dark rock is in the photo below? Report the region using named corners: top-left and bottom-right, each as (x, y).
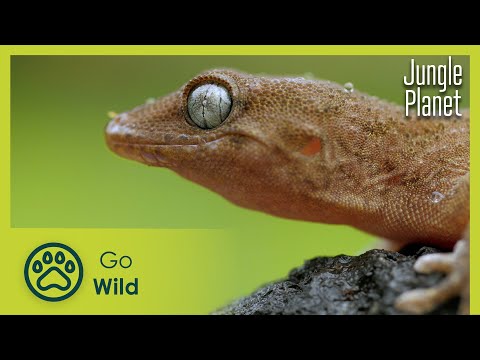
top-left (213, 247), bottom-right (459, 315)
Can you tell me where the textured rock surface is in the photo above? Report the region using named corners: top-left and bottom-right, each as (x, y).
top-left (214, 247), bottom-right (459, 315)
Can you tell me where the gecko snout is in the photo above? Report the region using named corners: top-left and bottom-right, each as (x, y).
top-left (105, 112), bottom-right (137, 140)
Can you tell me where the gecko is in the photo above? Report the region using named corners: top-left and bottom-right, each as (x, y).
top-left (105, 69), bottom-right (470, 314)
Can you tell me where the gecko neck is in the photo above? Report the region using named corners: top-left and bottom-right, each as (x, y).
top-left (312, 111), bottom-right (470, 241)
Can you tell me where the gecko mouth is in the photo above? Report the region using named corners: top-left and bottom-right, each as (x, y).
top-left (106, 136), bottom-right (232, 167)
top-left (105, 117), bottom-right (227, 146)
top-left (107, 140), bottom-right (183, 166)
top-left (105, 118), bottom-right (270, 166)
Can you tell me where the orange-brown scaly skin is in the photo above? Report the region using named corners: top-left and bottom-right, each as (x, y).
top-left (106, 69), bottom-right (469, 250)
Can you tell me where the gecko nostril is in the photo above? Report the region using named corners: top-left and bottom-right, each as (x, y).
top-left (118, 113), bottom-right (129, 124)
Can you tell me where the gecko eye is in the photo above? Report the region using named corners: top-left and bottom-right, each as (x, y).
top-left (187, 83), bottom-right (232, 129)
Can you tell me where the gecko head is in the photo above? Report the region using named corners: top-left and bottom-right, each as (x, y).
top-left (106, 69), bottom-right (348, 215)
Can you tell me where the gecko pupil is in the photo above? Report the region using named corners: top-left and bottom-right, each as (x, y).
top-left (187, 83), bottom-right (232, 129)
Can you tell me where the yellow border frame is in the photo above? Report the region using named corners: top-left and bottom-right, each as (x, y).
top-left (0, 45), bottom-right (477, 314)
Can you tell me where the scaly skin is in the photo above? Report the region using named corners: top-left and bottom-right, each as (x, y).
top-left (105, 69), bottom-right (470, 314)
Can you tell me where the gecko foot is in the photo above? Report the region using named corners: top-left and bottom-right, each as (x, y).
top-left (395, 239), bottom-right (469, 314)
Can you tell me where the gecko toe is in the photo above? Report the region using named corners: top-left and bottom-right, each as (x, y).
top-left (413, 252), bottom-right (455, 273)
top-left (395, 239), bottom-right (469, 315)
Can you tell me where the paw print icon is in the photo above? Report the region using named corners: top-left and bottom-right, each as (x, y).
top-left (24, 243), bottom-right (83, 301)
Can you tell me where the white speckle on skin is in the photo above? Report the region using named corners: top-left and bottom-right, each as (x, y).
top-left (106, 114), bottom-right (136, 136)
top-left (205, 139), bottom-right (223, 150)
top-left (343, 82), bottom-right (354, 93)
top-left (431, 191), bottom-right (445, 204)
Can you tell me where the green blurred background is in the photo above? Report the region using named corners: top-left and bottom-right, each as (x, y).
top-left (11, 56), bottom-right (469, 312)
